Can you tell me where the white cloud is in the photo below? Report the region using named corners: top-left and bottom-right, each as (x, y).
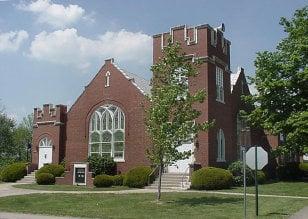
top-left (17, 0), bottom-right (87, 28)
top-left (28, 28), bottom-right (152, 70)
top-left (0, 30), bottom-right (29, 52)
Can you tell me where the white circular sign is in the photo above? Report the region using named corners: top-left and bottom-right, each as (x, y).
top-left (246, 146), bottom-right (268, 170)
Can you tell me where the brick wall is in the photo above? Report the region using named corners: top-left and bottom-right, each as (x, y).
top-left (65, 59), bottom-right (151, 173)
top-left (32, 104), bottom-right (67, 167)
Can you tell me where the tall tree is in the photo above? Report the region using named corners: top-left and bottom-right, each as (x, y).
top-left (245, 7), bottom-right (308, 155)
top-left (0, 110), bottom-right (15, 158)
top-left (146, 42), bottom-right (211, 200)
top-left (13, 114), bottom-right (34, 161)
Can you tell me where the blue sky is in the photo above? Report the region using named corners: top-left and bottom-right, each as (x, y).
top-left (0, 0), bottom-right (306, 122)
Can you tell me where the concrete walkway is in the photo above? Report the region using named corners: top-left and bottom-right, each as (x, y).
top-left (0, 212), bottom-right (83, 219)
top-left (289, 206), bottom-right (308, 219)
top-left (1, 182), bottom-right (308, 200)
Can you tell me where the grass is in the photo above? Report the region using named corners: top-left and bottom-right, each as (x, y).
top-left (0, 192), bottom-right (307, 218)
top-left (213, 181), bottom-right (308, 197)
top-left (13, 181), bottom-right (308, 197)
top-left (13, 184), bottom-right (132, 191)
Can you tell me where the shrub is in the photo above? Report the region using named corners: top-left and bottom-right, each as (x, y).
top-left (257, 171), bottom-right (266, 184)
top-left (277, 162), bottom-right (303, 181)
top-left (36, 164), bottom-right (65, 178)
top-left (88, 154), bottom-right (116, 176)
top-left (124, 166), bottom-right (152, 188)
top-left (1, 162), bottom-right (27, 182)
top-left (94, 174), bottom-right (113, 187)
top-left (36, 173), bottom-right (55, 185)
top-left (228, 161), bottom-right (254, 186)
top-left (112, 174), bottom-right (124, 186)
top-left (0, 158), bottom-right (17, 175)
top-left (191, 167), bottom-right (233, 190)
top-left (299, 162), bottom-right (308, 172)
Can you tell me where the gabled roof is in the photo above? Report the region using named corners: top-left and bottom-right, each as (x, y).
top-left (230, 67), bottom-right (242, 92)
top-left (112, 62), bottom-right (151, 95)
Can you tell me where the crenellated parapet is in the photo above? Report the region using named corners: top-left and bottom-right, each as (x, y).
top-left (153, 23), bottom-right (231, 71)
top-left (33, 104), bottom-right (67, 128)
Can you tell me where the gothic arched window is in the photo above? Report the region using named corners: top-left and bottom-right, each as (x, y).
top-left (89, 105), bottom-right (125, 161)
top-left (217, 129), bottom-right (225, 162)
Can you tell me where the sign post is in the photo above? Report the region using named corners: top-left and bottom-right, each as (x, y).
top-left (246, 146), bottom-right (268, 216)
top-left (242, 146), bottom-right (247, 219)
top-left (254, 145), bottom-right (258, 216)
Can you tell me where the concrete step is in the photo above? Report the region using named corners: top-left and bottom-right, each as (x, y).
top-left (24, 175), bottom-right (35, 178)
top-left (15, 171), bottom-right (37, 184)
top-left (146, 185), bottom-right (189, 190)
top-left (153, 180), bottom-right (186, 184)
top-left (147, 172), bottom-right (190, 190)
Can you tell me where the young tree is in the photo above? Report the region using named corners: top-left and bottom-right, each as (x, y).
top-left (146, 42), bottom-right (211, 200)
top-left (245, 7), bottom-right (308, 155)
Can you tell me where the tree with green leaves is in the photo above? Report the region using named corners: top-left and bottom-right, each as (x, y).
top-left (13, 114), bottom-right (34, 161)
top-left (0, 111), bottom-right (15, 158)
top-left (245, 7), bottom-right (308, 156)
top-left (146, 42), bottom-right (211, 200)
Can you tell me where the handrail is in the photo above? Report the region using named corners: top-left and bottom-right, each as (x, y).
top-left (148, 165), bottom-right (159, 185)
top-left (181, 166), bottom-right (190, 188)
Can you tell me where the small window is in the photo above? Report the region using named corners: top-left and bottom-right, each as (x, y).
top-left (217, 129), bottom-right (225, 162)
top-left (216, 67), bottom-right (224, 102)
top-left (221, 37), bottom-right (227, 54)
top-left (211, 29), bottom-right (217, 47)
top-left (105, 71), bottom-right (111, 87)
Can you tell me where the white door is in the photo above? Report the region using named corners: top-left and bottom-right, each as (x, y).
top-left (38, 138), bottom-right (53, 168)
top-left (167, 142), bottom-right (194, 173)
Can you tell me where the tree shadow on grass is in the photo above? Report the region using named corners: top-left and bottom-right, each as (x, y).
top-left (265, 212), bottom-right (290, 216)
top-left (171, 196), bottom-right (242, 206)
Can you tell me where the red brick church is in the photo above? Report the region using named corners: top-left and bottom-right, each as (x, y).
top-left (30, 23), bottom-right (278, 186)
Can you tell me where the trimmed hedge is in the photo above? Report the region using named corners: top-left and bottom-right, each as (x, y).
top-left (36, 173), bottom-right (55, 185)
top-left (94, 174), bottom-right (113, 187)
top-left (299, 162), bottom-right (308, 172)
top-left (191, 167), bottom-right (233, 190)
top-left (1, 162), bottom-right (27, 182)
top-left (257, 171), bottom-right (266, 184)
top-left (88, 154), bottom-right (116, 176)
top-left (124, 166), bottom-right (152, 188)
top-left (228, 161), bottom-right (254, 186)
top-left (36, 164), bottom-right (65, 178)
top-left (277, 162), bottom-right (303, 181)
top-left (112, 174), bottom-right (124, 186)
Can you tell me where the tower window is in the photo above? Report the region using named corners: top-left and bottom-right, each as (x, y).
top-left (217, 129), bottom-right (225, 162)
top-left (211, 29), bottom-right (217, 47)
top-left (216, 67), bottom-right (224, 103)
top-left (221, 37), bottom-right (228, 54)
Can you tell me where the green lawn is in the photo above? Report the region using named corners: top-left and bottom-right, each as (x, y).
top-left (13, 184), bottom-right (132, 191)
top-left (14, 181), bottom-right (308, 197)
top-left (213, 181), bottom-right (308, 197)
top-left (0, 192), bottom-right (306, 218)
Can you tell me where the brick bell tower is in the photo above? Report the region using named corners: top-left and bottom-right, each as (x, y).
top-left (153, 23), bottom-right (234, 167)
top-left (31, 104), bottom-right (67, 169)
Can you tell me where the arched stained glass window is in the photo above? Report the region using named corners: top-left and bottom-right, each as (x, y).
top-left (39, 137), bottom-right (52, 147)
top-left (89, 105), bottom-right (125, 160)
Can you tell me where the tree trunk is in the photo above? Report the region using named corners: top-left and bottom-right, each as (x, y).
top-left (157, 162), bottom-right (163, 200)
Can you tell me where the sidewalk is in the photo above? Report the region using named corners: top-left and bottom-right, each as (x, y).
top-left (0, 212), bottom-right (84, 219)
top-left (289, 206), bottom-right (308, 219)
top-left (1, 182), bottom-right (308, 200)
